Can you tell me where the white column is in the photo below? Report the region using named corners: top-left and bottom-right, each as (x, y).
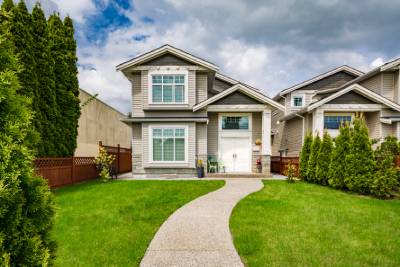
top-left (396, 122), bottom-right (400, 140)
top-left (312, 109), bottom-right (324, 137)
top-left (262, 110), bottom-right (271, 155)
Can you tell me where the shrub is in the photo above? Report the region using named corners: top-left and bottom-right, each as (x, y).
top-left (344, 117), bottom-right (375, 194)
top-left (375, 136), bottom-right (399, 165)
top-left (306, 134), bottom-right (321, 183)
top-left (371, 156), bottom-right (398, 198)
top-left (299, 133), bottom-right (312, 181)
top-left (328, 122), bottom-right (352, 189)
top-left (316, 131), bottom-right (333, 185)
top-left (0, 34), bottom-right (55, 266)
top-left (95, 147), bottom-right (115, 182)
top-left (286, 161), bottom-right (296, 183)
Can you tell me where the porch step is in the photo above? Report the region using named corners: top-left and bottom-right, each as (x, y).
top-left (207, 173), bottom-right (271, 178)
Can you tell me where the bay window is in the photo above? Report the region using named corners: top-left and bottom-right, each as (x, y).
top-left (152, 127), bottom-right (186, 162)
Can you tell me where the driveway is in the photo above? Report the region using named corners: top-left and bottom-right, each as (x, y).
top-left (140, 179), bottom-right (264, 267)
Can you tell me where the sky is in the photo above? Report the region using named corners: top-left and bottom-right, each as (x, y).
top-left (13, 0), bottom-right (400, 113)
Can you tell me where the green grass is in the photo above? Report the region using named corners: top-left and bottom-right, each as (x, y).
top-left (230, 181), bottom-right (400, 267)
top-left (52, 180), bottom-right (224, 266)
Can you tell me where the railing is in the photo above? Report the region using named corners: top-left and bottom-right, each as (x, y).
top-left (271, 156), bottom-right (300, 176)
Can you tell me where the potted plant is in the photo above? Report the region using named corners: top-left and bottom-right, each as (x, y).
top-left (197, 159), bottom-right (205, 178)
top-left (256, 158), bottom-right (262, 173)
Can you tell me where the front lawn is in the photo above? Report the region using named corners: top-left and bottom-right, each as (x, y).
top-left (230, 181), bottom-right (400, 267)
top-left (53, 180), bottom-right (224, 266)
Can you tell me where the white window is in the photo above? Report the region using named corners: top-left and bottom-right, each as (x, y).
top-left (292, 95), bottom-right (304, 107)
top-left (151, 126), bottom-right (187, 162)
top-left (148, 68), bottom-right (188, 104)
top-left (324, 115), bottom-right (352, 129)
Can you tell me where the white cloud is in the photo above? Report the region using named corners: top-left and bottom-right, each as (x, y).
top-left (370, 57), bottom-right (385, 68)
top-left (55, 0), bottom-right (96, 23)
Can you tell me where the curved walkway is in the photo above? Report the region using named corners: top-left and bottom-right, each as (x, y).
top-left (140, 179), bottom-right (264, 267)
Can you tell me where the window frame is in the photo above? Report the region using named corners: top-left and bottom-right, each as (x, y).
top-left (148, 68), bottom-right (189, 105)
top-left (218, 113), bottom-right (252, 132)
top-left (291, 94), bottom-right (305, 108)
top-left (149, 124), bottom-right (189, 164)
top-left (323, 114), bottom-right (354, 130)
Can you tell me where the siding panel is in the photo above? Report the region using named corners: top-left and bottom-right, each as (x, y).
top-left (207, 113), bottom-right (219, 157)
top-left (132, 73), bottom-right (144, 116)
top-left (382, 72), bottom-right (394, 101)
top-left (196, 73), bottom-right (208, 104)
top-left (360, 73), bottom-right (381, 94)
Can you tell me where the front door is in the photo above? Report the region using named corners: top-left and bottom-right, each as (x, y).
top-left (220, 137), bottom-right (251, 172)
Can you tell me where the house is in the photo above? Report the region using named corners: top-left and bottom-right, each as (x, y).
top-left (75, 89), bottom-right (132, 157)
top-left (117, 45), bottom-right (284, 177)
top-left (272, 59), bottom-right (400, 156)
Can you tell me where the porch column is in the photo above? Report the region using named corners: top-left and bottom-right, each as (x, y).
top-left (262, 110), bottom-right (271, 155)
top-left (312, 109), bottom-right (324, 137)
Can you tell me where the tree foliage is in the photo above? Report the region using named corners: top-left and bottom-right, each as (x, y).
top-left (299, 133), bottom-right (312, 181)
top-left (0, 32), bottom-right (55, 266)
top-left (328, 123), bottom-right (352, 189)
top-left (316, 131), bottom-right (333, 185)
top-left (306, 134), bottom-right (321, 183)
top-left (344, 117), bottom-right (375, 194)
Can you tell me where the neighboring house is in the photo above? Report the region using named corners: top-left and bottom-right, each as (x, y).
top-left (117, 45), bottom-right (284, 177)
top-left (273, 59), bottom-right (400, 156)
top-left (75, 89), bottom-right (132, 157)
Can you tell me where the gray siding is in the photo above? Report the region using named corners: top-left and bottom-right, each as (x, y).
top-left (196, 72), bottom-right (208, 104)
top-left (213, 77), bottom-right (233, 92)
top-left (382, 72), bottom-right (395, 101)
top-left (213, 91), bottom-right (263, 105)
top-left (142, 53), bottom-right (193, 66)
top-left (132, 123), bottom-right (143, 172)
top-left (365, 112), bottom-right (381, 140)
top-left (360, 73), bottom-right (381, 94)
top-left (282, 116), bottom-right (303, 156)
top-left (207, 112), bottom-right (219, 158)
top-left (271, 109), bottom-right (284, 156)
top-left (132, 73), bottom-right (144, 116)
top-left (394, 70), bottom-right (399, 103)
top-left (327, 91), bottom-right (376, 104)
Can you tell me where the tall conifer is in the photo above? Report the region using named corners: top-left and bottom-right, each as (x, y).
top-left (299, 133), bottom-right (312, 181)
top-left (315, 131), bottom-right (333, 185)
top-left (306, 134), bottom-right (321, 182)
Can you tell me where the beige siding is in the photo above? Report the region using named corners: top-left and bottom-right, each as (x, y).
top-left (142, 122), bottom-right (196, 168)
top-left (365, 111), bottom-right (381, 140)
top-left (132, 123), bottom-right (143, 172)
top-left (394, 70), bottom-right (399, 103)
top-left (271, 109), bottom-right (284, 156)
top-left (132, 73), bottom-right (144, 116)
top-left (382, 72), bottom-right (395, 101)
top-left (75, 89), bottom-right (131, 157)
top-left (283, 116), bottom-right (303, 156)
top-left (196, 72), bottom-right (207, 104)
top-left (207, 112), bottom-right (219, 157)
top-left (382, 123), bottom-right (395, 138)
top-left (188, 70), bottom-right (196, 106)
top-left (196, 123), bottom-right (207, 156)
top-left (360, 73), bottom-right (381, 94)
top-left (252, 112), bottom-right (262, 144)
top-left (142, 70), bottom-right (149, 109)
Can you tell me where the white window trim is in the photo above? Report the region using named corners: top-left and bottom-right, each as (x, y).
top-left (148, 67), bottom-right (189, 105)
top-left (148, 124), bottom-right (189, 164)
top-left (218, 113), bottom-right (253, 132)
top-left (291, 93), bottom-right (305, 108)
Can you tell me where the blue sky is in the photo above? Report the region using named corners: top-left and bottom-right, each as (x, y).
top-left (15, 0), bottom-right (400, 113)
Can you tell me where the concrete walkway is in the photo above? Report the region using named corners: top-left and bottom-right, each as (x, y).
top-left (140, 179), bottom-right (264, 267)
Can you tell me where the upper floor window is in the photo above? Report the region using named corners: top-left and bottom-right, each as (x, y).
top-left (292, 95), bottom-right (304, 107)
top-left (151, 74), bottom-right (186, 103)
top-left (324, 115), bottom-right (352, 129)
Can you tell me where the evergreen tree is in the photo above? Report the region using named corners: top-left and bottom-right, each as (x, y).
top-left (328, 122), bottom-right (351, 189)
top-left (0, 0), bottom-right (13, 12)
top-left (371, 155), bottom-right (398, 198)
top-left (63, 16), bottom-right (80, 155)
top-left (344, 117), bottom-right (375, 194)
top-left (306, 134), bottom-right (321, 182)
top-left (315, 131), bottom-right (333, 185)
top-left (31, 3), bottom-right (58, 156)
top-left (299, 133), bottom-right (312, 181)
top-left (0, 32), bottom-right (55, 266)
top-left (48, 13), bottom-right (69, 156)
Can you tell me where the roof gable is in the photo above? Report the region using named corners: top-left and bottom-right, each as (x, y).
top-left (325, 91), bottom-right (377, 105)
top-left (116, 44), bottom-right (218, 71)
top-left (213, 91), bottom-right (264, 105)
top-left (193, 84), bottom-right (284, 111)
top-left (279, 65), bottom-right (363, 97)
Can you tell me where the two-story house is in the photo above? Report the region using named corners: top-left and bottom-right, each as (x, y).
top-left (272, 59), bottom-right (400, 156)
top-left (117, 45), bottom-right (284, 177)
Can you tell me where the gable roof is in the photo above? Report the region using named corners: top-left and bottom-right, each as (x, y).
top-left (116, 44), bottom-right (219, 71)
top-left (193, 83), bottom-right (284, 111)
top-left (317, 57), bottom-right (400, 95)
top-left (308, 84), bottom-right (400, 112)
top-left (276, 65), bottom-right (364, 98)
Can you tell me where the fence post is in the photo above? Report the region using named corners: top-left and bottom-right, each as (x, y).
top-left (71, 156), bottom-right (75, 185)
top-left (117, 144), bottom-right (120, 174)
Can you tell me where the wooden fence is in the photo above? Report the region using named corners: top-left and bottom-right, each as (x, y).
top-left (34, 157), bottom-right (98, 189)
top-left (99, 142), bottom-right (132, 174)
top-left (271, 156), bottom-right (300, 176)
top-left (35, 143), bottom-right (132, 189)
